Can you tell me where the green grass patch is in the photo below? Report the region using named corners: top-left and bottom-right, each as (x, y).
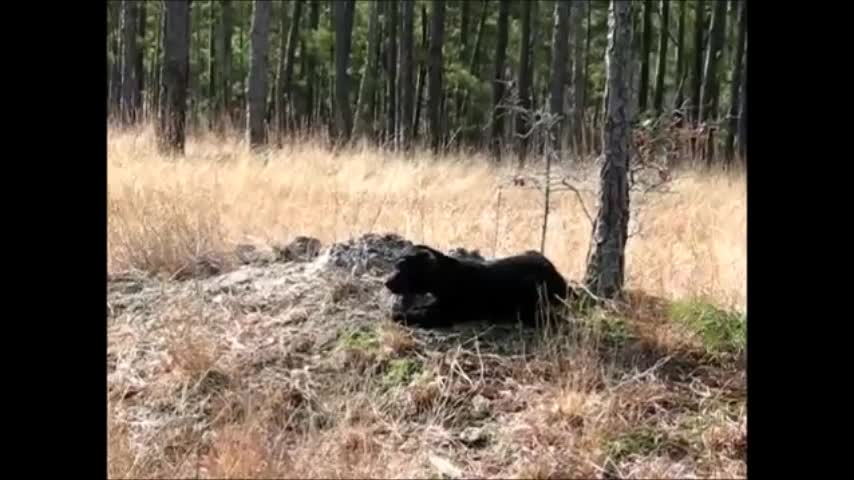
top-left (669, 298), bottom-right (746, 356)
top-left (382, 358), bottom-right (421, 389)
top-left (339, 325), bottom-right (381, 351)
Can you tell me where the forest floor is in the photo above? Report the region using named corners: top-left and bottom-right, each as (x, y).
top-left (107, 127), bottom-right (746, 479)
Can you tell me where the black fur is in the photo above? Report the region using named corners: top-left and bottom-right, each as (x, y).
top-left (385, 244), bottom-right (570, 329)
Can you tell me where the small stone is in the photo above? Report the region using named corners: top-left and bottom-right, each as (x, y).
top-left (459, 426), bottom-right (488, 447)
top-left (471, 394), bottom-right (491, 419)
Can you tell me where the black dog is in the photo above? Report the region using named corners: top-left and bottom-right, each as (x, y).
top-left (385, 244), bottom-right (570, 329)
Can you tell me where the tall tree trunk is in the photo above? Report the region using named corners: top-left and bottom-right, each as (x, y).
top-left (386, 1), bottom-right (398, 147)
top-left (305, 0), bottom-right (320, 127)
top-left (548, 1), bottom-right (571, 157)
top-left (282, 0), bottom-right (303, 134)
top-left (583, 0), bottom-right (593, 153)
top-left (137, 1), bottom-right (146, 119)
top-left (208, 0), bottom-right (217, 128)
top-left (110, 2), bottom-right (123, 118)
top-left (699, 0), bottom-right (726, 164)
top-left (652, 0), bottom-right (669, 116)
top-left (572, 0), bottom-right (586, 151)
top-left (399, 0), bottom-right (415, 152)
top-left (737, 49), bottom-right (746, 162)
top-left (151, 4), bottom-right (163, 118)
top-left (491, 0), bottom-right (510, 161)
top-left (584, 0), bottom-right (633, 299)
top-left (354, 0), bottom-right (381, 140)
top-left (220, 0), bottom-right (233, 124)
top-left (459, 0), bottom-right (489, 130)
top-left (673, 0), bottom-right (686, 112)
top-left (724, 0), bottom-right (745, 165)
top-left (454, 0), bottom-right (469, 135)
top-left (121, 0), bottom-right (141, 125)
top-left (275, 2), bottom-right (289, 141)
top-left (699, 0), bottom-right (726, 122)
top-left (427, 0), bottom-right (446, 155)
top-left (638, 0), bottom-right (653, 113)
top-left (515, 0), bottom-right (533, 166)
top-left (246, 0), bottom-right (272, 148)
top-left (413, 5), bottom-right (428, 141)
top-left (690, 0), bottom-right (705, 124)
top-left (333, 0), bottom-right (356, 143)
top-left (157, 0), bottom-right (191, 155)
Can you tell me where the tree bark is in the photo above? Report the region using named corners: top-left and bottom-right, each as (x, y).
top-left (109, 2), bottom-right (123, 118)
top-left (690, 0), bottom-right (705, 124)
top-left (333, 0), bottom-right (356, 143)
top-left (137, 1), bottom-right (146, 119)
top-left (121, 0), bottom-right (141, 125)
top-left (246, 0), bottom-right (272, 148)
top-left (399, 0), bottom-right (415, 152)
top-left (413, 5), bottom-right (428, 141)
top-left (572, 0), bottom-right (586, 151)
top-left (515, 0), bottom-right (533, 166)
top-left (549, 1), bottom-right (570, 157)
top-left (699, 0), bottom-right (727, 164)
top-left (491, 0), bottom-right (510, 161)
top-left (427, 0), bottom-right (446, 155)
top-left (673, 0), bottom-right (686, 112)
top-left (638, 0), bottom-right (653, 113)
top-left (208, 0), bottom-right (217, 128)
top-left (305, 0), bottom-right (320, 127)
top-left (653, 0), bottom-right (669, 116)
top-left (156, 0), bottom-right (191, 155)
top-left (699, 0), bottom-right (726, 123)
top-left (275, 1), bottom-right (289, 140)
top-left (724, 0), bottom-right (745, 165)
top-left (281, 0), bottom-right (303, 134)
top-left (386, 1), bottom-right (398, 147)
top-left (737, 49), bottom-right (746, 161)
top-left (584, 0), bottom-right (633, 299)
top-left (354, 0), bottom-right (381, 140)
top-left (454, 0), bottom-right (469, 134)
top-left (220, 0), bottom-right (233, 123)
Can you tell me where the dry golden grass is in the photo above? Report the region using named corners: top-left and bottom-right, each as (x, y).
top-left (108, 126), bottom-right (745, 309)
top-left (107, 125), bottom-right (746, 479)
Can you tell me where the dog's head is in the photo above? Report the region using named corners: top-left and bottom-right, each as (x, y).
top-left (384, 245), bottom-right (446, 295)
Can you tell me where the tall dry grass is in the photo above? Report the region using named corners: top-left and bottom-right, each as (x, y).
top-left (107, 125), bottom-right (745, 309)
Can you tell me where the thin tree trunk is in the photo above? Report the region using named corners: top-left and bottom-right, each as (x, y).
top-left (121, 0), bottom-right (141, 125)
top-left (246, 0), bottom-right (272, 148)
top-left (699, 0), bottom-right (727, 164)
top-left (583, 0), bottom-right (592, 154)
top-left (282, 0), bottom-right (303, 133)
top-left (413, 5), bottom-right (428, 142)
top-left (386, 0), bottom-right (398, 148)
top-left (459, 0), bottom-right (489, 129)
top-left (491, 0), bottom-right (510, 161)
top-left (737, 48), bottom-right (746, 162)
top-left (690, 0), bottom-right (705, 124)
top-left (110, 2), bottom-right (123, 118)
top-left (584, 0), bottom-right (633, 299)
top-left (454, 0), bottom-right (469, 136)
top-left (673, 0), bottom-right (686, 112)
top-left (221, 0), bottom-right (233, 124)
top-left (549, 1), bottom-right (571, 157)
top-left (333, 0), bottom-right (356, 143)
top-left (208, 0), bottom-right (217, 129)
top-left (138, 1), bottom-right (146, 119)
top-left (427, 0), bottom-right (446, 155)
top-left (399, 0), bottom-right (415, 153)
top-left (354, 0), bottom-right (381, 140)
top-left (151, 4), bottom-right (163, 117)
top-left (157, 0), bottom-right (191, 155)
top-left (638, 0), bottom-right (653, 113)
top-left (515, 0), bottom-right (533, 166)
top-left (305, 0), bottom-right (320, 128)
top-left (274, 1), bottom-right (289, 141)
top-left (724, 0), bottom-right (745, 164)
top-left (653, 0), bottom-right (669, 116)
top-left (572, 0), bottom-right (586, 151)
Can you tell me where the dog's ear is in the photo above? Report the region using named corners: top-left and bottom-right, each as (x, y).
top-left (410, 244), bottom-right (447, 261)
